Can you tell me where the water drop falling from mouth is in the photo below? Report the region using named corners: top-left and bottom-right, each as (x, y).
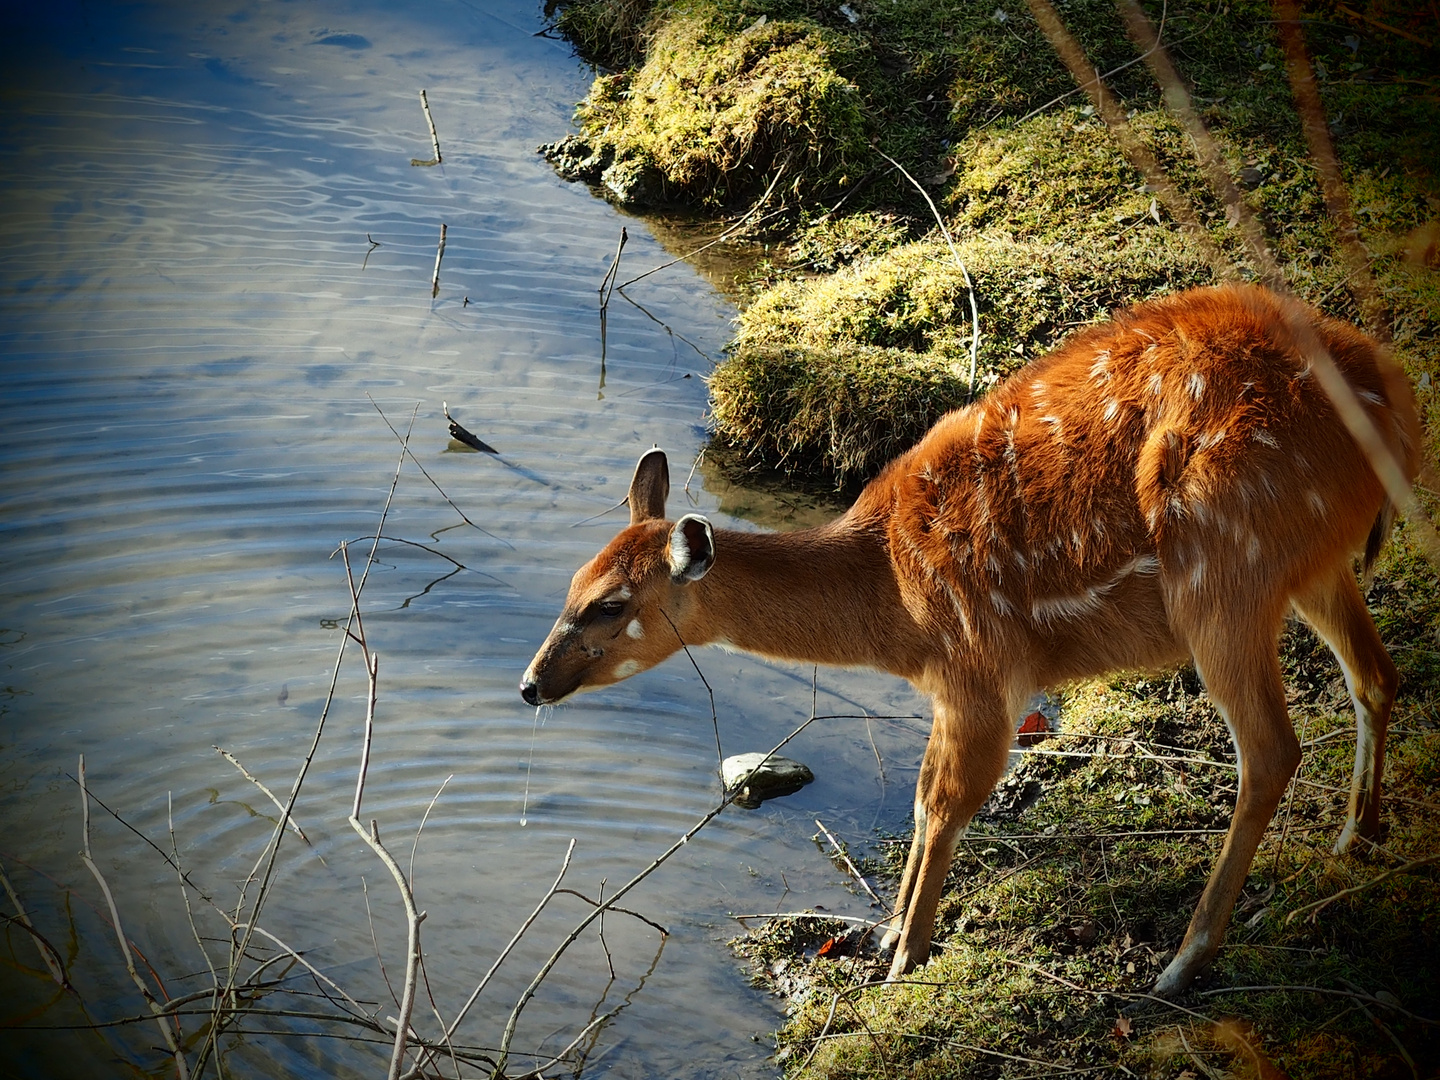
top-left (521, 704), bottom-right (547, 825)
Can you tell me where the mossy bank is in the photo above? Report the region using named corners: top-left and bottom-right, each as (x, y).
top-left (544, 0), bottom-right (1437, 486)
top-left (542, 1), bottom-right (1440, 1076)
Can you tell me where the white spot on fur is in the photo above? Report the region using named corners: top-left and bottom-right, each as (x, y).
top-left (940, 579), bottom-right (974, 640)
top-left (1252, 428), bottom-right (1279, 449)
top-left (1190, 559), bottom-right (1207, 590)
top-left (1147, 373), bottom-right (1164, 396)
top-left (1134, 328), bottom-right (1156, 343)
top-left (626, 618), bottom-right (644, 639)
top-left (1358, 389), bottom-right (1385, 406)
top-left (1032, 591), bottom-right (1104, 622)
top-left (616, 587), bottom-right (632, 600)
top-left (1306, 489), bottom-right (1326, 515)
top-left (612, 659), bottom-right (640, 678)
top-left (1102, 398), bottom-right (1120, 423)
top-left (1187, 372), bottom-right (1206, 400)
top-left (1247, 533), bottom-right (1262, 563)
top-left (989, 590), bottom-right (1015, 616)
top-left (1090, 353), bottom-right (1111, 381)
top-left (1013, 549), bottom-right (1028, 569)
top-left (1194, 429), bottom-right (1226, 452)
top-left (1295, 363), bottom-right (1313, 381)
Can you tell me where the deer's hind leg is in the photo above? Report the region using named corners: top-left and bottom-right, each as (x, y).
top-left (1155, 599), bottom-right (1299, 997)
top-left (1291, 566), bottom-right (1397, 854)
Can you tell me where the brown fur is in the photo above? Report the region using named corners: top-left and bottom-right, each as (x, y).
top-left (521, 285), bottom-right (1420, 995)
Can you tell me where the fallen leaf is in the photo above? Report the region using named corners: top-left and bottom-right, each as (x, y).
top-left (1017, 711), bottom-right (1048, 747)
top-left (1113, 1015), bottom-right (1134, 1039)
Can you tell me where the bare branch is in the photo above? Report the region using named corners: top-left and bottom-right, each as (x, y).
top-left (79, 756), bottom-right (190, 1079)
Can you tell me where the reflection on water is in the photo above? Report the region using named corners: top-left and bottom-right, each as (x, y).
top-left (0, 2), bottom-right (929, 1077)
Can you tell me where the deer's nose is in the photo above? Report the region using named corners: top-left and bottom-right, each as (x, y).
top-left (520, 678), bottom-right (541, 707)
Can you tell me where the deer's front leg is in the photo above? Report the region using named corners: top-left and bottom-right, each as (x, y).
top-left (887, 691), bottom-right (1013, 979)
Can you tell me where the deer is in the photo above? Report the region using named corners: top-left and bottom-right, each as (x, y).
top-left (520, 284), bottom-right (1420, 997)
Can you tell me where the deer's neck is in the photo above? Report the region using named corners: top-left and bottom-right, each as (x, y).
top-left (675, 520), bottom-right (928, 678)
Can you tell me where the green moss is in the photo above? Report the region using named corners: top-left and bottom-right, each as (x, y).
top-left (553, 3), bottom-right (873, 207)
top-left (708, 342), bottom-right (971, 483)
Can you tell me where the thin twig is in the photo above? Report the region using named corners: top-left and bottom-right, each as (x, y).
top-left (1284, 852), bottom-right (1440, 925)
top-left (430, 222), bottom-right (447, 298)
top-left (1198, 983), bottom-right (1437, 1026)
top-left (168, 793), bottom-right (218, 1016)
top-left (362, 878), bottom-right (401, 1011)
top-left (410, 89), bottom-right (443, 166)
top-left (347, 644), bottom-right (425, 1080)
top-left (554, 889), bottom-right (670, 935)
top-left (659, 610), bottom-right (723, 772)
top-left (1340, 978), bottom-right (1421, 1078)
top-left (876, 150), bottom-right (980, 390)
top-left (0, 860), bottom-right (69, 989)
top-left (815, 819), bottom-right (884, 907)
top-left (598, 227), bottom-right (628, 311)
top-left (1002, 958), bottom-right (1216, 1022)
top-left (616, 160), bottom-right (791, 291)
top-left (215, 747), bottom-right (313, 846)
top-left (79, 757), bottom-right (190, 1079)
top-left (409, 774), bottom-right (453, 882)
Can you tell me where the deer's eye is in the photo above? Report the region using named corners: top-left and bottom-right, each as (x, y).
top-left (596, 600), bottom-right (625, 619)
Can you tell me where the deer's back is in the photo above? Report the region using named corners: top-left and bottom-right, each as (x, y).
top-left (865, 285), bottom-right (1418, 666)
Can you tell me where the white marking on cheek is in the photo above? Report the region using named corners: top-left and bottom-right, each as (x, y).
top-left (626, 618), bottom-right (644, 639)
top-left (612, 659), bottom-right (640, 679)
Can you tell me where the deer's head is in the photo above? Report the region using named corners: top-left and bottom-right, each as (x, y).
top-left (520, 449), bottom-right (715, 705)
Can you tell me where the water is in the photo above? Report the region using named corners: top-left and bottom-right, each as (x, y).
top-left (0, 2), bottom-right (931, 1076)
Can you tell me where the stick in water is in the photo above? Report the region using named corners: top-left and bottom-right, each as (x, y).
top-left (442, 401), bottom-right (497, 453)
top-left (410, 89), bottom-right (442, 166)
top-left (430, 223), bottom-right (447, 299)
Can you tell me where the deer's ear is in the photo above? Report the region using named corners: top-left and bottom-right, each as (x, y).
top-left (668, 514), bottom-right (715, 583)
top-left (628, 448), bottom-right (670, 524)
